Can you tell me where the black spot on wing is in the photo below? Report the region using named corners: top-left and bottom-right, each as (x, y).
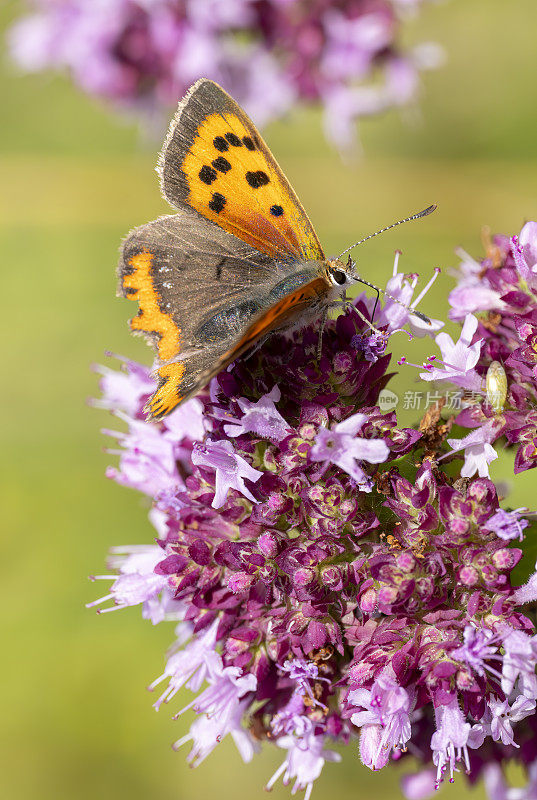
top-left (242, 136), bottom-right (255, 151)
top-left (213, 136), bottom-right (229, 152)
top-left (270, 205), bottom-right (284, 217)
top-left (209, 193), bottom-right (226, 213)
top-left (212, 156), bottom-right (232, 173)
top-left (199, 165), bottom-right (217, 185)
top-left (246, 171), bottom-right (270, 189)
top-left (225, 132), bottom-right (242, 147)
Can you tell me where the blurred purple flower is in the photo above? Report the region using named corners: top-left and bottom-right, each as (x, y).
top-left (484, 762), bottom-right (537, 800)
top-left (401, 770), bottom-right (437, 800)
top-left (484, 508), bottom-right (530, 542)
top-left (8, 0), bottom-right (441, 149)
top-left (266, 731), bottom-right (341, 800)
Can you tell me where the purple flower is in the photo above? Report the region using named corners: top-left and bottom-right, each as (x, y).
top-left (519, 221), bottom-right (537, 275)
top-left (173, 696), bottom-right (258, 766)
top-left (271, 693), bottom-right (313, 739)
top-left (501, 628), bottom-right (537, 699)
top-left (321, 10), bottom-right (393, 82)
top-left (148, 618), bottom-right (219, 709)
top-left (358, 251), bottom-right (443, 337)
top-left (222, 386), bottom-right (291, 442)
top-left (278, 658), bottom-right (329, 708)
top-left (178, 662), bottom-right (257, 720)
top-left (510, 223), bottom-right (537, 288)
top-left (8, 0), bottom-right (442, 150)
top-left (349, 668), bottom-right (413, 770)
top-left (266, 732), bottom-right (341, 800)
top-left (172, 658), bottom-right (258, 764)
top-left (191, 438), bottom-right (262, 508)
top-left (513, 564), bottom-right (537, 604)
top-left (87, 545), bottom-right (182, 624)
top-left (401, 770), bottom-right (437, 800)
top-left (430, 699), bottom-right (471, 786)
top-left (162, 398), bottom-right (206, 444)
top-left (351, 332), bottom-right (387, 363)
top-left (484, 762), bottom-right (537, 800)
top-left (310, 413), bottom-right (389, 489)
top-left (444, 221), bottom-right (537, 480)
top-left (484, 508), bottom-right (529, 541)
top-left (451, 626), bottom-right (502, 680)
top-left (448, 248), bottom-right (505, 322)
top-left (420, 314), bottom-right (483, 391)
top-left (488, 696), bottom-right (536, 746)
top-left (104, 412), bottom-right (183, 497)
top-left (446, 422), bottom-right (499, 478)
top-left (92, 355), bottom-right (154, 416)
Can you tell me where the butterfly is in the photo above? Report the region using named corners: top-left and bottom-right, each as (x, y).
top-left (119, 78), bottom-right (434, 419)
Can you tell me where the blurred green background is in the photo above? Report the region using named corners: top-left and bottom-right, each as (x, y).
top-left (2, 1), bottom-right (537, 798)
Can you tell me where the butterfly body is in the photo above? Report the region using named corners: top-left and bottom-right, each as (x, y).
top-left (119, 78), bottom-right (357, 419)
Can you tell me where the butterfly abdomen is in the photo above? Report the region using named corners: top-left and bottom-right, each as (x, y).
top-left (195, 300), bottom-right (264, 344)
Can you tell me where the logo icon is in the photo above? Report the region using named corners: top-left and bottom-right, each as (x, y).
top-left (378, 389), bottom-right (399, 411)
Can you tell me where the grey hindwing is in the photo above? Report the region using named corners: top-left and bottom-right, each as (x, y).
top-left (119, 208), bottom-right (319, 359)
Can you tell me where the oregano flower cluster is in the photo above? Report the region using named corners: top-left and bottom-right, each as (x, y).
top-left (90, 229), bottom-right (537, 800)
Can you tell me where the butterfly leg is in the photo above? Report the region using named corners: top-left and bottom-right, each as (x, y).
top-left (316, 308), bottom-right (329, 361)
top-left (243, 334), bottom-right (270, 360)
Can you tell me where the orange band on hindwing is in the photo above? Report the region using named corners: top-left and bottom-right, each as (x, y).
top-left (122, 250), bottom-right (185, 416)
top-left (123, 251), bottom-right (181, 360)
top-left (146, 363), bottom-right (186, 418)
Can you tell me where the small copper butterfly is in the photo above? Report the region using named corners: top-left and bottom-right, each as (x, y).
top-left (119, 79), bottom-right (434, 419)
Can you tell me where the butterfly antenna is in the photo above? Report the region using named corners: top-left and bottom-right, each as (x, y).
top-left (353, 273), bottom-right (432, 324)
top-left (337, 204), bottom-right (437, 259)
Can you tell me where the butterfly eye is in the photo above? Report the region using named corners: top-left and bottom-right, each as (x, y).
top-left (330, 269), bottom-right (347, 286)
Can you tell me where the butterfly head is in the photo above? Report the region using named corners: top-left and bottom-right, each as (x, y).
top-left (325, 255), bottom-right (359, 293)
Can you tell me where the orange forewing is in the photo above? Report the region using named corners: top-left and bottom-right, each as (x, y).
top-left (180, 110), bottom-right (323, 260)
